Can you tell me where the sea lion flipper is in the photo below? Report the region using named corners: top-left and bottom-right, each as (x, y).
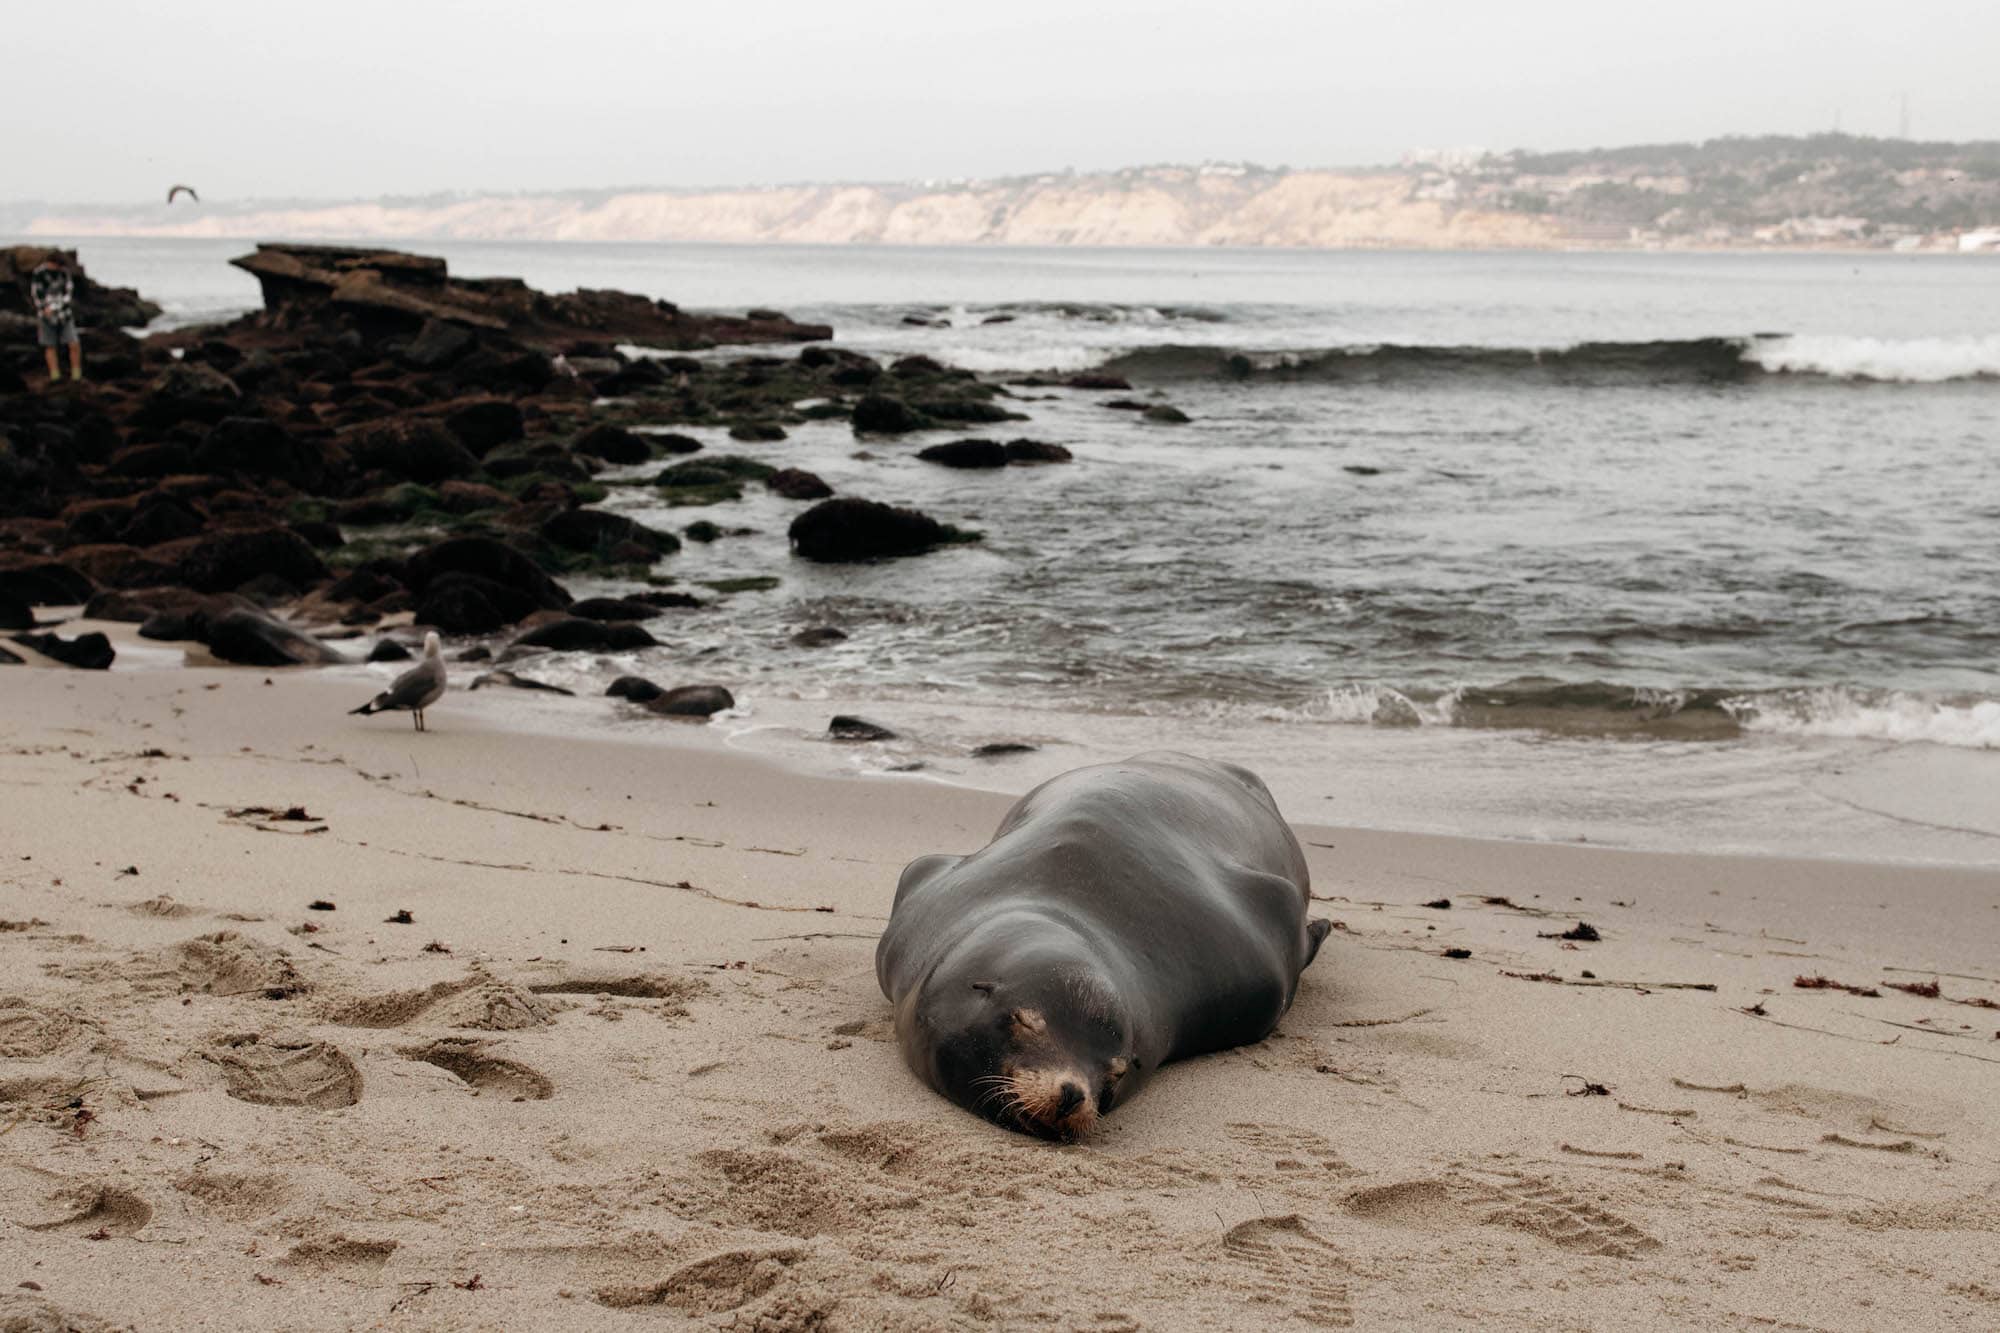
top-left (1303, 917), bottom-right (1333, 967)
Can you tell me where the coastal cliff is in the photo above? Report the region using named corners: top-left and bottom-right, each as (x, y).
top-left (13, 135), bottom-right (2000, 251)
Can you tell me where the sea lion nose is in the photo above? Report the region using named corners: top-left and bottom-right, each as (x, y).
top-left (1057, 1082), bottom-right (1086, 1115)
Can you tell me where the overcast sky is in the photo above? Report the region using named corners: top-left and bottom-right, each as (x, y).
top-left (19, 0), bottom-right (1997, 203)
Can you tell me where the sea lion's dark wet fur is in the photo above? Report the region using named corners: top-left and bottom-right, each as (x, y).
top-left (877, 752), bottom-right (1330, 1137)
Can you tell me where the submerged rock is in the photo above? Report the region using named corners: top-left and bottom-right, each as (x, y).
top-left (644, 685), bottom-right (735, 718)
top-left (788, 498), bottom-right (980, 563)
top-left (767, 468), bottom-right (833, 500)
top-left (511, 618), bottom-right (658, 653)
top-left (917, 439), bottom-right (1007, 469)
top-left (829, 715), bottom-right (897, 742)
top-left (605, 675), bottom-right (664, 703)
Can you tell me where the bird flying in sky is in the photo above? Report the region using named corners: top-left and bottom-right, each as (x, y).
top-left (166, 184), bottom-right (200, 204)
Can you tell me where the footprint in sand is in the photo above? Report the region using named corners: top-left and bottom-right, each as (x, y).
top-left (1220, 1214), bottom-right (1355, 1328)
top-left (281, 1237), bottom-right (398, 1273)
top-left (21, 1184), bottom-right (153, 1238)
top-left (203, 1035), bottom-right (361, 1109)
top-left (123, 894), bottom-right (201, 919)
top-left (155, 931), bottom-right (308, 999)
top-left (1345, 1171), bottom-right (1661, 1259)
top-left (324, 977), bottom-right (557, 1031)
top-left (0, 1292), bottom-right (121, 1333)
top-left (0, 997), bottom-right (81, 1057)
top-left (174, 1169), bottom-right (291, 1221)
top-left (1457, 1170), bottom-right (1661, 1258)
top-left (1225, 1123), bottom-right (1357, 1177)
top-left (401, 1039), bottom-right (554, 1101)
top-left (595, 1246), bottom-right (806, 1315)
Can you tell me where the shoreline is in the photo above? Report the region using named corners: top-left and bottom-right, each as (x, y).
top-left (2, 659), bottom-right (1997, 1329)
top-left (25, 619), bottom-right (2000, 871)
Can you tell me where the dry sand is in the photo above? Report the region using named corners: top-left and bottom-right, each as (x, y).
top-left (1, 656), bottom-right (1997, 1330)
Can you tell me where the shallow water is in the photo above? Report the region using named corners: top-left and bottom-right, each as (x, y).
top-left (38, 236), bottom-right (2000, 863)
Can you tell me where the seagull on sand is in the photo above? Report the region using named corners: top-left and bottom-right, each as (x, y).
top-left (349, 631), bottom-right (447, 731)
top-left (166, 184), bottom-right (200, 204)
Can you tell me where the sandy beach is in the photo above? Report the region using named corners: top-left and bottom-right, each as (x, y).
top-left (1, 647), bottom-right (1995, 1331)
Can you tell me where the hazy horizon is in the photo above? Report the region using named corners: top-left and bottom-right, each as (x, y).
top-left (18, 0), bottom-right (1999, 205)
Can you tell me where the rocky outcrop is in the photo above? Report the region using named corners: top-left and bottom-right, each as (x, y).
top-left (227, 244), bottom-right (831, 349)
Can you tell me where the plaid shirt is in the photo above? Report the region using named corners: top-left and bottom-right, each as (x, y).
top-left (30, 266), bottom-right (73, 324)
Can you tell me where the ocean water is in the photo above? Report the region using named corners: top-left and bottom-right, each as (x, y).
top-left (38, 237), bottom-right (2000, 865)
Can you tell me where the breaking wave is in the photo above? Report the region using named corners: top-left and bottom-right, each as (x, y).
top-left (1162, 680), bottom-right (2000, 748)
top-left (1094, 334), bottom-right (2000, 385)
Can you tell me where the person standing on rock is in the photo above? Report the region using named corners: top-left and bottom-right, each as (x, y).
top-left (31, 254), bottom-right (82, 385)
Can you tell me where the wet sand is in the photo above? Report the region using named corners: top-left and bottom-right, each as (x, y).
top-left (1, 660), bottom-right (1997, 1330)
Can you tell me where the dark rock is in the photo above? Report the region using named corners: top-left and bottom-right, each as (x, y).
top-left (645, 685), bottom-right (735, 718)
top-left (0, 559), bottom-right (93, 606)
top-left (1343, 464), bottom-right (1383, 476)
top-left (414, 572), bottom-right (542, 635)
top-left (788, 498), bottom-right (981, 563)
top-left (851, 394), bottom-right (923, 434)
top-left (483, 452), bottom-right (591, 483)
top-left (325, 567), bottom-right (405, 605)
top-left (540, 509), bottom-right (680, 558)
top-left (0, 645), bottom-right (19, 665)
top-left (683, 520), bottom-right (722, 543)
top-left (767, 468), bottom-right (832, 500)
top-left (12, 631), bottom-right (114, 670)
top-left (134, 362), bottom-right (242, 429)
top-left (138, 609), bottom-right (198, 641)
top-left (790, 626), bottom-right (847, 648)
top-left (917, 439), bottom-right (1007, 469)
top-left (403, 537), bottom-right (571, 609)
top-left (203, 605), bottom-right (345, 666)
top-left (511, 618), bottom-right (658, 652)
top-left (592, 360), bottom-right (671, 397)
top-left (605, 675), bottom-right (664, 703)
top-left (456, 644), bottom-right (492, 662)
top-left (972, 742), bottom-right (1039, 758)
top-left (632, 590), bottom-right (705, 610)
top-left (291, 520), bottom-right (345, 550)
top-left (1066, 373), bottom-right (1131, 390)
top-left (106, 442), bottom-right (196, 478)
top-left (233, 571), bottom-right (303, 607)
top-left (569, 596), bottom-right (665, 623)
top-left (892, 355), bottom-right (945, 377)
top-left (572, 424), bottom-right (652, 464)
top-left (368, 638), bottom-right (413, 662)
top-left (468, 670), bottom-right (574, 695)
top-left (401, 318), bottom-right (478, 369)
top-left (442, 399), bottom-right (525, 455)
top-left (60, 544), bottom-right (174, 591)
top-left (167, 527), bottom-right (329, 594)
top-left (1003, 439), bottom-right (1073, 464)
top-left (648, 432), bottom-right (704, 455)
top-left (436, 480), bottom-right (510, 514)
top-left (829, 715), bottom-right (897, 742)
top-left (913, 400), bottom-right (1021, 424)
top-left (1103, 399), bottom-right (1148, 411)
top-left (193, 416), bottom-right (321, 487)
top-left (745, 308), bottom-right (783, 322)
top-left (0, 595), bottom-right (33, 630)
top-left (342, 417), bottom-right (481, 483)
top-left (1143, 404), bottom-right (1191, 424)
top-left (118, 497), bottom-right (204, 547)
top-left (80, 589), bottom-right (171, 623)
top-left (728, 421), bottom-right (787, 442)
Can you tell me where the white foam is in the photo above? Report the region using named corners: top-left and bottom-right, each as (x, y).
top-left (1745, 334), bottom-right (2000, 383)
top-left (1733, 690), bottom-right (2000, 749)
